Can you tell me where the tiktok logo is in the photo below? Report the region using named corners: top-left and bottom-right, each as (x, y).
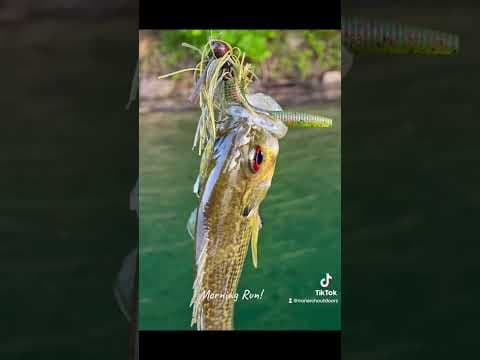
top-left (314, 273), bottom-right (338, 297)
top-left (320, 273), bottom-right (333, 288)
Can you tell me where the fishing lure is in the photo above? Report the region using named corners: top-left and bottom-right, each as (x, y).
top-left (342, 17), bottom-right (459, 55)
top-left (223, 77), bottom-right (332, 128)
top-left (341, 18), bottom-right (459, 77)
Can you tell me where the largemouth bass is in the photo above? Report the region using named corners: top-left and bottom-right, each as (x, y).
top-left (189, 98), bottom-right (288, 330)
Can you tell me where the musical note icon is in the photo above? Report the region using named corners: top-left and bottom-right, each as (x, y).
top-left (320, 273), bottom-right (333, 288)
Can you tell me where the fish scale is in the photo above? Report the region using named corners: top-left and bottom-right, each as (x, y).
top-left (198, 216), bottom-right (251, 330)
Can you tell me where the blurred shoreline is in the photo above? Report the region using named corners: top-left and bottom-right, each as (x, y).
top-left (140, 71), bottom-right (341, 114)
top-left (139, 30), bottom-right (341, 113)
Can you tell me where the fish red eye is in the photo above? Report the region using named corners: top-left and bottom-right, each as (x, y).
top-left (251, 146), bottom-right (264, 173)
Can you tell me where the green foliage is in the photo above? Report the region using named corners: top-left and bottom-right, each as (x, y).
top-left (144, 30), bottom-right (340, 80)
top-left (305, 30), bottom-right (341, 70)
top-left (296, 48), bottom-right (314, 80)
top-left (158, 30), bottom-right (279, 63)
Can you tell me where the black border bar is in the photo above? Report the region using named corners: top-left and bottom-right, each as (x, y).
top-left (140, 330), bottom-right (341, 358)
top-left (139, 4), bottom-right (341, 29)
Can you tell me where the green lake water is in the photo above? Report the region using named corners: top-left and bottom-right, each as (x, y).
top-left (139, 102), bottom-right (341, 330)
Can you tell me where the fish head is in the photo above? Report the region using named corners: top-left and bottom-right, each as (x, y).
top-left (194, 107), bottom-right (286, 262)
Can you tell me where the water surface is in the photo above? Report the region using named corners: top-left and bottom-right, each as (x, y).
top-left (140, 102), bottom-right (341, 330)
